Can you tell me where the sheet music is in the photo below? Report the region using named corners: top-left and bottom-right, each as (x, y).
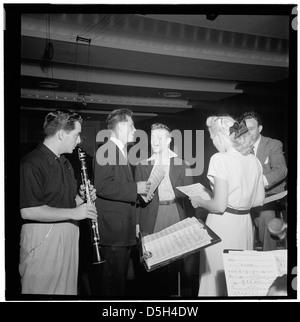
top-left (264, 190), bottom-right (287, 204)
top-left (143, 217), bottom-right (204, 243)
top-left (272, 249), bottom-right (287, 276)
top-left (143, 217), bottom-right (212, 269)
top-left (141, 165), bottom-right (166, 202)
top-left (176, 183), bottom-right (212, 200)
top-left (223, 250), bottom-right (287, 296)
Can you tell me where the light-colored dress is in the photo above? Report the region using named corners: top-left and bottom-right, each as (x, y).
top-left (198, 148), bottom-right (264, 297)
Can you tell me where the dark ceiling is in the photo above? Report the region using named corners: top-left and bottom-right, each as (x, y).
top-left (16, 7), bottom-right (292, 122)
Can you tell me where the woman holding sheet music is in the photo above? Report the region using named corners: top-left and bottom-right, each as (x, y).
top-left (190, 115), bottom-right (265, 297)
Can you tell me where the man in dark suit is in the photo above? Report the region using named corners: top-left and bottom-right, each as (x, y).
top-left (135, 123), bottom-right (195, 296)
top-left (239, 111), bottom-right (287, 251)
top-left (94, 108), bottom-right (150, 296)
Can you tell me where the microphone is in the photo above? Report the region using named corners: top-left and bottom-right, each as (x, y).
top-left (267, 218), bottom-right (287, 240)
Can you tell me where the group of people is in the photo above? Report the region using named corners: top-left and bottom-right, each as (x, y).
top-left (19, 108), bottom-right (287, 297)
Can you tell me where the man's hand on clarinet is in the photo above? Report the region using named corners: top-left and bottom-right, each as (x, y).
top-left (74, 203), bottom-right (98, 221)
top-left (79, 184), bottom-right (85, 200)
top-left (88, 183), bottom-right (97, 202)
top-left (79, 182), bottom-right (97, 202)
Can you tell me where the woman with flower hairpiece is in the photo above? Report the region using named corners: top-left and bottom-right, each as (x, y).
top-left (190, 115), bottom-right (265, 297)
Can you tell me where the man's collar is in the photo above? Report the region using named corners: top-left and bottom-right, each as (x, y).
top-left (110, 136), bottom-right (125, 151)
top-left (110, 136), bottom-right (127, 157)
top-left (253, 135), bottom-right (262, 150)
top-left (38, 143), bottom-right (61, 165)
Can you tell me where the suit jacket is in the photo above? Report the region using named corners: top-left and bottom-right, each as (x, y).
top-left (135, 157), bottom-right (194, 235)
top-left (94, 140), bottom-right (137, 246)
top-left (256, 135), bottom-right (287, 196)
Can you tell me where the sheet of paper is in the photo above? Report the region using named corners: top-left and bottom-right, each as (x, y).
top-left (143, 217), bottom-right (203, 243)
top-left (223, 250), bottom-right (283, 296)
top-left (176, 183), bottom-right (212, 200)
top-left (264, 190), bottom-right (287, 204)
top-left (272, 249), bottom-right (287, 276)
top-left (141, 165), bottom-right (166, 202)
top-left (143, 217), bottom-right (212, 269)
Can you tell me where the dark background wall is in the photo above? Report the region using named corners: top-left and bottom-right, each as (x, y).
top-left (19, 77), bottom-right (290, 209)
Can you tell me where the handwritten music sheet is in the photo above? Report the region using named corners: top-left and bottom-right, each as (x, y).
top-left (223, 250), bottom-right (287, 296)
top-left (141, 165), bottom-right (166, 202)
top-left (143, 217), bottom-right (212, 269)
top-left (176, 183), bottom-right (212, 200)
top-left (272, 249), bottom-right (288, 276)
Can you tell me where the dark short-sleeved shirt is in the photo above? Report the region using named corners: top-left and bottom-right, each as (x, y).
top-left (20, 143), bottom-right (77, 212)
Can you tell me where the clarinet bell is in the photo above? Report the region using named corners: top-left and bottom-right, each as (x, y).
top-left (93, 243), bottom-right (105, 265)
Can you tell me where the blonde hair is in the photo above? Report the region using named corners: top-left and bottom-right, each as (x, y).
top-left (206, 115), bottom-right (252, 155)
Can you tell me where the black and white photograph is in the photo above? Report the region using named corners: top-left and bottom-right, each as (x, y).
top-left (2, 1), bottom-right (298, 306)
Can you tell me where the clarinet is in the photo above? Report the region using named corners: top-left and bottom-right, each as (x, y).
top-left (78, 147), bottom-right (105, 265)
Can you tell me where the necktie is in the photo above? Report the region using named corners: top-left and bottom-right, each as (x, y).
top-left (123, 147), bottom-right (132, 175)
top-left (250, 146), bottom-right (255, 155)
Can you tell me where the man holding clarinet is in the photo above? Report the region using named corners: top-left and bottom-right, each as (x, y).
top-left (19, 109), bottom-right (97, 296)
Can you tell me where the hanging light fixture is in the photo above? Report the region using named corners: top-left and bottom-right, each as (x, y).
top-left (75, 35), bottom-right (92, 107)
top-left (206, 14), bottom-right (219, 21)
top-left (38, 14), bottom-right (59, 107)
top-left (40, 14), bottom-right (54, 73)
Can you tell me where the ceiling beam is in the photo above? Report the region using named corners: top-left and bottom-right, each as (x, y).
top-left (21, 62), bottom-right (243, 94)
top-left (21, 88), bottom-right (191, 109)
top-left (22, 14), bottom-right (288, 68)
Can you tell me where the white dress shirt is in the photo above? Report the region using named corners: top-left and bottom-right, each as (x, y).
top-left (110, 136), bottom-right (126, 158)
top-left (253, 135), bottom-right (269, 187)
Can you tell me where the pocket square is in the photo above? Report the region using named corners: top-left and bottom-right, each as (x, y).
top-left (264, 157), bottom-right (269, 164)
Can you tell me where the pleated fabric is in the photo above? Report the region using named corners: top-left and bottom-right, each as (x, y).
top-left (19, 222), bottom-right (79, 295)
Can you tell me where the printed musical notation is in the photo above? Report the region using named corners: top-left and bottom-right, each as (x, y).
top-left (223, 250), bottom-right (287, 296)
top-left (141, 165), bottom-right (166, 202)
top-left (141, 217), bottom-right (221, 271)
